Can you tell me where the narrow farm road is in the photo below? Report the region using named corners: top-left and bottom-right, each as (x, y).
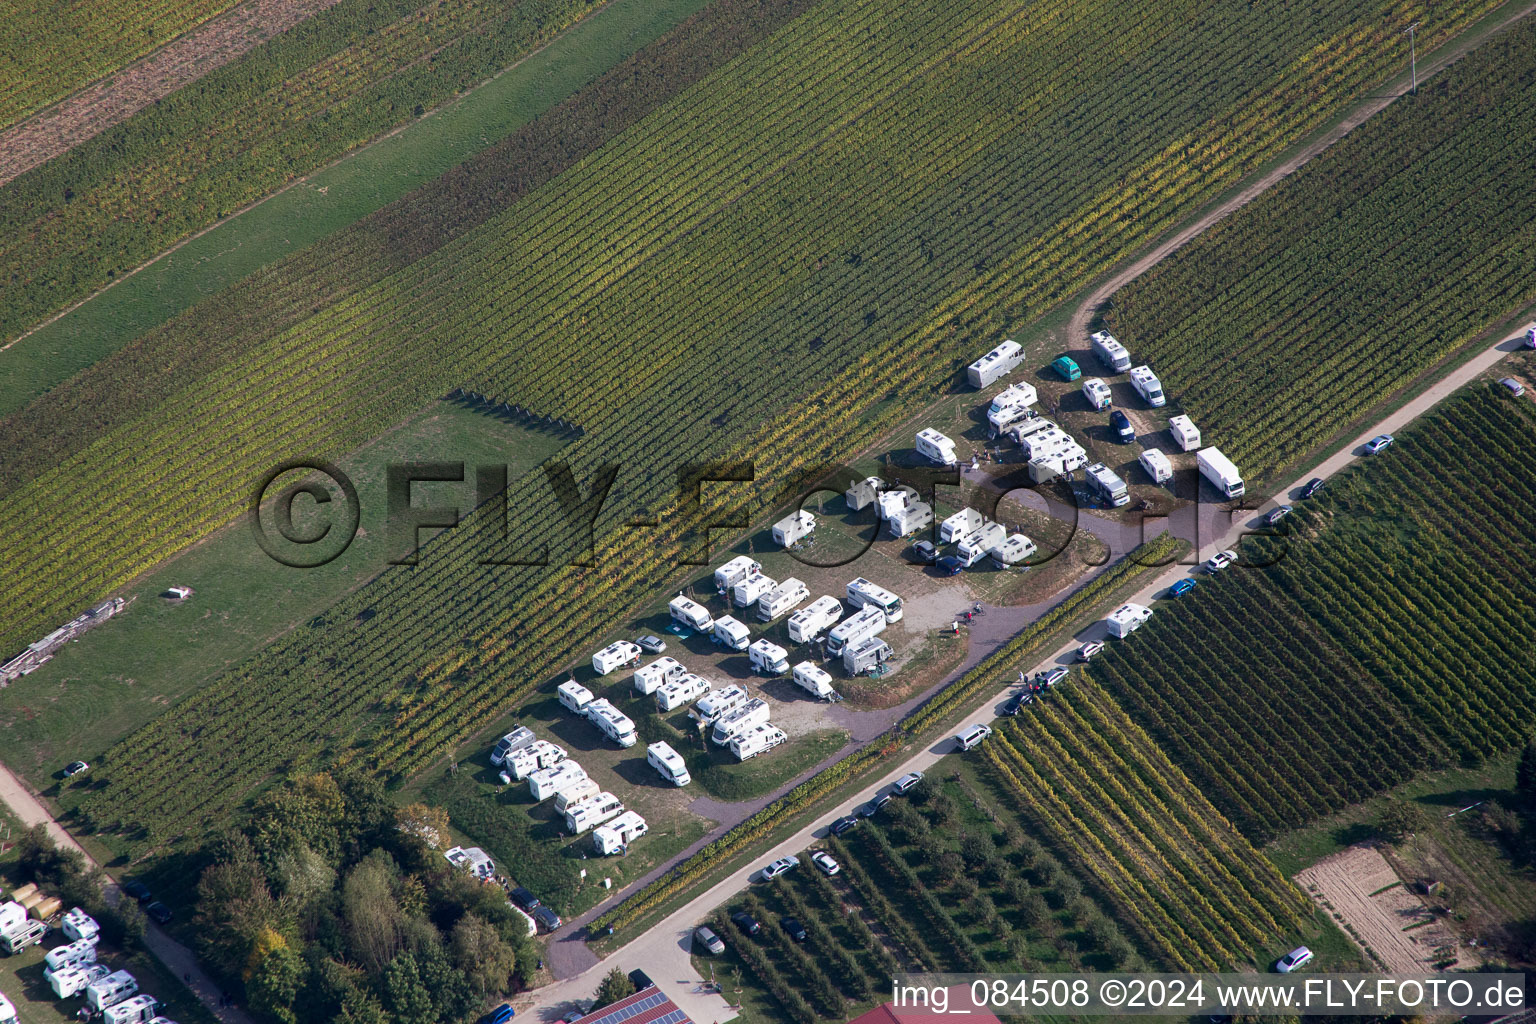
top-left (517, 322), bottom-right (1533, 1023)
top-left (0, 762), bottom-right (254, 1024)
top-left (1065, 0), bottom-right (1536, 347)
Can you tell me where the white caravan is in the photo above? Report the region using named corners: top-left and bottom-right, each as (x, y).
top-left (1168, 414), bottom-right (1201, 452)
top-left (552, 778), bottom-right (602, 814)
top-left (757, 578), bottom-right (810, 622)
top-left (712, 614), bottom-right (752, 651)
top-left (844, 475), bottom-right (884, 512)
top-left (792, 662), bottom-right (840, 701)
top-left (713, 555), bottom-right (761, 592)
top-left (1090, 330), bottom-right (1132, 372)
top-left (1081, 377), bottom-right (1112, 411)
top-left (506, 740), bottom-right (566, 781)
top-left (656, 671), bottom-right (711, 712)
top-left (633, 656), bottom-right (686, 695)
top-left (563, 792), bottom-right (625, 834)
top-left (591, 641), bottom-right (641, 676)
top-left (694, 684), bottom-right (750, 724)
top-left (668, 594), bottom-right (713, 633)
top-left (940, 507), bottom-right (985, 545)
top-left (772, 510), bottom-right (816, 547)
top-left (957, 522), bottom-right (1008, 567)
top-left (915, 428), bottom-right (958, 467)
top-left (527, 760), bottom-right (589, 801)
top-left (842, 637), bottom-right (894, 676)
top-left (1129, 365), bottom-right (1166, 407)
top-left (729, 723), bottom-right (788, 761)
top-left (990, 533), bottom-right (1037, 567)
top-left (44, 939), bottom-right (98, 973)
top-left (747, 639), bottom-right (790, 675)
top-left (732, 573), bottom-right (778, 609)
top-left (86, 972), bottom-right (140, 1012)
top-left (825, 605), bottom-right (886, 657)
top-left (592, 811), bottom-right (649, 855)
top-left (710, 698), bottom-right (771, 745)
top-left (646, 741), bottom-right (692, 787)
top-left (489, 726), bottom-right (537, 766)
top-left (105, 995), bottom-right (159, 1024)
top-left (1139, 448), bottom-right (1173, 486)
top-left (885, 501), bottom-right (932, 539)
top-left (61, 907), bottom-right (100, 943)
top-left (846, 577), bottom-right (903, 622)
top-left (787, 596), bottom-right (842, 643)
top-left (444, 846), bottom-right (495, 880)
top-left (557, 680), bottom-right (594, 715)
top-left (967, 339), bottom-right (1024, 388)
top-left (584, 699), bottom-right (638, 748)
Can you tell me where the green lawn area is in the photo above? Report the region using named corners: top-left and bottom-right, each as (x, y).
top-left (0, 401), bottom-right (566, 787)
top-left (0, 0), bottom-right (714, 417)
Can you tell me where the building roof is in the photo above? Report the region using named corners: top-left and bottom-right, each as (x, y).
top-left (848, 988), bottom-right (1003, 1024)
top-left (570, 985), bottom-right (691, 1024)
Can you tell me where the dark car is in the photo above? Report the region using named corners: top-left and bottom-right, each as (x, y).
top-left (628, 969), bottom-right (655, 992)
top-left (1109, 410), bottom-right (1135, 443)
top-left (634, 634), bottom-right (667, 654)
top-left (830, 815), bottom-right (859, 837)
top-left (935, 554), bottom-right (966, 576)
top-left (860, 793), bottom-right (893, 818)
top-left (906, 540), bottom-right (938, 565)
top-left (533, 905), bottom-right (562, 933)
top-left (480, 1005), bottom-right (515, 1024)
top-left (730, 911), bottom-right (762, 937)
top-left (1265, 505), bottom-right (1293, 526)
top-left (145, 901), bottom-right (173, 925)
top-left (1300, 477), bottom-right (1326, 499)
top-left (780, 917), bottom-right (808, 943)
top-left (1001, 692), bottom-right (1028, 716)
top-left (121, 880), bottom-right (152, 903)
top-left (509, 887), bottom-right (540, 911)
top-left (1168, 578), bottom-right (1197, 598)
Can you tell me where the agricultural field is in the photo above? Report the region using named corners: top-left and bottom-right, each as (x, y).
top-left (1103, 17), bottom-right (1536, 481)
top-left (1083, 386), bottom-right (1536, 843)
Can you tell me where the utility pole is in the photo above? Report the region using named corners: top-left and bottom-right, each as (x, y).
top-left (1405, 22), bottom-right (1420, 95)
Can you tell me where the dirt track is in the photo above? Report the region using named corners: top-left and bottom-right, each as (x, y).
top-left (0, 0), bottom-right (340, 186)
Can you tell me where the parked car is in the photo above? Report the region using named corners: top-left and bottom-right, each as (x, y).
top-left (860, 793), bottom-right (892, 818)
top-left (730, 911), bottom-right (762, 936)
top-left (533, 906), bottom-right (562, 933)
top-left (1205, 549), bottom-right (1237, 573)
top-left (121, 880), bottom-right (152, 903)
top-left (635, 635), bottom-right (667, 654)
top-left (761, 856), bottom-right (799, 881)
top-left (1001, 692), bottom-right (1028, 716)
top-left (1077, 640), bottom-right (1104, 662)
top-left (694, 926), bottom-right (725, 955)
top-left (509, 887), bottom-right (540, 911)
top-left (479, 1004), bottom-right (515, 1024)
top-left (955, 723), bottom-right (993, 750)
top-left (1052, 355), bottom-right (1081, 381)
top-left (63, 761), bottom-right (89, 778)
top-left (780, 917), bottom-right (808, 943)
top-left (1108, 410), bottom-right (1135, 443)
top-left (628, 970), bottom-right (654, 992)
top-left (1300, 477), bottom-right (1326, 499)
top-left (893, 771), bottom-right (925, 795)
top-left (830, 815), bottom-right (859, 837)
top-left (1265, 505), bottom-right (1293, 526)
top-left (1498, 377), bottom-right (1525, 397)
top-left (810, 851), bottom-right (840, 876)
top-left (935, 554), bottom-right (966, 576)
top-left (1364, 433), bottom-right (1394, 455)
top-left (145, 902), bottom-right (173, 925)
top-left (1276, 946), bottom-right (1314, 973)
top-left (1037, 666), bottom-right (1070, 688)
top-left (1167, 578), bottom-right (1197, 598)
top-left (907, 540), bottom-right (938, 564)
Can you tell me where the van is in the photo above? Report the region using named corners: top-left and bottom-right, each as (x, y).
top-left (846, 577), bottom-right (903, 623)
top-left (915, 428), bottom-right (958, 467)
top-left (712, 615), bottom-right (752, 652)
top-left (563, 792), bottom-right (625, 834)
top-left (556, 679), bottom-right (594, 715)
top-left (489, 726), bottom-right (537, 766)
top-left (0, 992), bottom-right (16, 1024)
top-left (1128, 365), bottom-right (1166, 407)
top-left (1051, 355), bottom-right (1081, 381)
top-left (747, 639), bottom-right (790, 676)
top-left (646, 742), bottom-right (692, 787)
top-left (668, 595), bottom-right (713, 633)
top-left (957, 522), bottom-right (1007, 567)
top-left (710, 698), bottom-right (771, 746)
top-left (955, 724), bottom-right (993, 751)
top-left (694, 684), bottom-right (749, 724)
top-left (967, 339), bottom-right (1024, 388)
top-left (1090, 331), bottom-right (1131, 373)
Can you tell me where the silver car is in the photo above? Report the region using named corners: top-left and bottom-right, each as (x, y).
top-left (694, 926), bottom-right (725, 955)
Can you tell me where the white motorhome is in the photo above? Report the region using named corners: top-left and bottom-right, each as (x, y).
top-left (527, 760), bottom-right (589, 801)
top-left (1018, 422), bottom-right (1080, 461)
top-left (844, 475), bottom-right (884, 512)
top-left (967, 339), bottom-right (1024, 388)
top-left (757, 578), bottom-right (810, 622)
top-left (694, 684), bottom-right (749, 724)
top-left (646, 741), bottom-right (692, 787)
top-left (563, 792), bottom-right (625, 834)
top-left (0, 920), bottom-right (44, 955)
top-left (584, 699), bottom-right (638, 748)
top-left (557, 679), bottom-right (594, 715)
top-left (44, 938), bottom-right (98, 973)
top-left (1106, 602), bottom-right (1153, 638)
top-left (668, 594), bottom-right (713, 633)
top-left (1005, 415), bottom-right (1056, 446)
top-left (1029, 448), bottom-right (1089, 483)
top-left (1081, 377), bottom-right (1112, 411)
top-left (592, 811), bottom-right (649, 855)
top-left (1129, 365), bottom-right (1166, 407)
top-left (713, 555), bottom-right (761, 592)
top-left (61, 907), bottom-right (100, 944)
top-left (104, 995), bottom-right (159, 1024)
top-left (842, 637), bottom-right (894, 676)
top-left (1090, 330), bottom-right (1132, 373)
top-left (591, 641), bottom-right (641, 676)
top-left (444, 845), bottom-right (496, 880)
top-left (876, 485), bottom-right (919, 522)
top-left (656, 671), bottom-right (711, 712)
top-left (940, 507), bottom-right (985, 545)
top-left (990, 533), bottom-right (1037, 567)
top-left (1085, 462), bottom-right (1130, 507)
top-left (729, 723), bottom-right (788, 761)
top-left (710, 698), bottom-right (771, 745)
top-left (1197, 446), bottom-right (1244, 499)
top-left (1139, 448), bottom-right (1173, 486)
top-left (957, 522), bottom-right (1008, 567)
top-left (732, 573), bottom-right (777, 609)
top-left (846, 577), bottom-right (903, 622)
top-left (1168, 414), bottom-right (1200, 452)
top-left (489, 726), bottom-right (537, 766)
top-left (48, 964), bottom-right (99, 1000)
top-left (506, 740), bottom-right (566, 780)
top-left (825, 605), bottom-right (886, 656)
top-left (884, 501), bottom-right (932, 539)
top-left (552, 778), bottom-right (603, 814)
top-left (632, 656), bottom-right (686, 695)
top-left (747, 639), bottom-right (790, 675)
top-left (787, 596), bottom-right (842, 643)
top-left (772, 510), bottom-right (815, 547)
top-left (986, 382), bottom-right (1038, 433)
top-left (792, 662), bottom-right (840, 701)
top-left (712, 614), bottom-right (752, 651)
top-left (915, 428), bottom-right (958, 467)
top-left (86, 971), bottom-right (140, 1012)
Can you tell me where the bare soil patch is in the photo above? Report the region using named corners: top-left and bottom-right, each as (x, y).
top-left (1296, 845), bottom-right (1458, 972)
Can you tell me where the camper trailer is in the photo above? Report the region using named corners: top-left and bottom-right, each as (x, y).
top-left (732, 573), bottom-right (778, 609)
top-left (1129, 365), bottom-right (1166, 407)
top-left (1198, 446), bottom-right (1245, 499)
top-left (591, 641), bottom-right (642, 676)
top-left (986, 382), bottom-right (1038, 433)
top-left (104, 995), bottom-right (159, 1024)
top-left (1139, 448), bottom-right (1173, 486)
top-left (712, 614), bottom-right (752, 651)
top-left (646, 742), bottom-right (692, 787)
top-left (957, 522), bottom-right (1008, 567)
top-left (1005, 415), bottom-right (1056, 446)
top-left (592, 811), bottom-right (649, 855)
top-left (668, 595), bottom-right (713, 633)
top-left (656, 671), bottom-right (711, 712)
top-left (557, 679), bottom-right (594, 715)
top-left (527, 760), bottom-right (589, 801)
top-left (787, 596), bottom-right (842, 643)
top-left (552, 778), bottom-right (603, 814)
top-left (757, 578), bottom-right (810, 622)
top-left (844, 476), bottom-right (884, 512)
top-left (1085, 463), bottom-right (1130, 507)
top-left (1028, 448), bottom-right (1089, 482)
top-left (563, 792), bottom-right (625, 834)
top-left (710, 698), bottom-right (771, 745)
top-left (846, 578), bottom-right (903, 622)
top-left (632, 656), bottom-right (686, 695)
top-left (584, 699), bottom-right (638, 748)
top-left (884, 500), bottom-right (932, 539)
top-left (967, 339), bottom-right (1024, 388)
top-left (747, 639), bottom-right (790, 675)
top-left (915, 428), bottom-right (959, 467)
top-left (729, 723), bottom-right (789, 761)
top-left (940, 507), bottom-right (985, 545)
top-left (506, 740), bottom-right (567, 780)
top-left (1168, 415), bottom-right (1201, 452)
top-left (489, 726), bottom-right (537, 766)
top-left (713, 555), bottom-right (761, 592)
top-left (1081, 377), bottom-right (1112, 411)
top-left (0, 902), bottom-right (24, 936)
top-left (694, 684), bottom-right (749, 725)
top-left (876, 485), bottom-right (919, 522)
top-left (842, 637), bottom-right (894, 676)
top-left (990, 533), bottom-right (1037, 567)
top-left (61, 908), bottom-right (100, 944)
top-left (824, 605), bottom-right (886, 657)
top-left (47, 965), bottom-right (100, 1000)
top-left (444, 846), bottom-right (496, 880)
top-left (44, 939), bottom-right (98, 973)
top-left (772, 510), bottom-right (816, 547)
top-left (86, 971), bottom-right (140, 1012)
top-left (792, 661), bottom-right (839, 701)
top-left (1106, 603), bottom-right (1153, 638)
top-left (1090, 331), bottom-right (1132, 373)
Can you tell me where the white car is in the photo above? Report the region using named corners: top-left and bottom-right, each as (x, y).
top-left (1276, 946), bottom-right (1313, 973)
top-left (1363, 433), bottom-right (1394, 455)
top-left (810, 851), bottom-right (840, 877)
top-left (1077, 641), bottom-right (1104, 662)
top-left (760, 855), bottom-right (800, 881)
top-left (1205, 549), bottom-right (1237, 573)
top-left (893, 771), bottom-right (925, 795)
top-left (955, 724), bottom-right (993, 751)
